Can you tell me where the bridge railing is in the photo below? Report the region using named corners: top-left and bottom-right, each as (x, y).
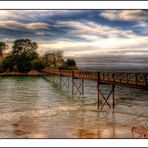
top-left (100, 72), bottom-right (148, 88)
top-left (73, 71), bottom-right (97, 80)
top-left (42, 69), bottom-right (148, 89)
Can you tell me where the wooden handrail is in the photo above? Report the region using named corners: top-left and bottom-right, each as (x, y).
top-left (42, 69), bottom-right (148, 90)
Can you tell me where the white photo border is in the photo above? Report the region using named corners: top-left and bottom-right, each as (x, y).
top-left (0, 1), bottom-right (147, 147)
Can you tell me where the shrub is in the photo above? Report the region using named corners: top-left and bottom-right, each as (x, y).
top-left (31, 59), bottom-right (45, 71)
top-left (2, 56), bottom-right (14, 72)
top-left (65, 59), bottom-right (76, 67)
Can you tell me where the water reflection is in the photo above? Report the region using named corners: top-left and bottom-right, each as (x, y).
top-left (0, 76), bottom-right (147, 138)
top-left (75, 127), bottom-right (132, 138)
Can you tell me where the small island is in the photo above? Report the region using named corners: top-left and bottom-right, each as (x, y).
top-left (0, 39), bottom-right (78, 76)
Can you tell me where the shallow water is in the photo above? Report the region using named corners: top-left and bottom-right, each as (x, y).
top-left (0, 76), bottom-right (147, 138)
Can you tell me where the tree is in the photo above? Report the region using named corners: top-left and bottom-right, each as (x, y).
top-left (65, 59), bottom-right (77, 70)
top-left (55, 50), bottom-right (63, 58)
top-left (2, 55), bottom-right (14, 72)
top-left (0, 41), bottom-right (8, 57)
top-left (16, 56), bottom-right (32, 73)
top-left (31, 59), bottom-right (45, 71)
top-left (12, 39), bottom-right (38, 73)
top-left (12, 39), bottom-right (38, 57)
top-left (0, 62), bottom-right (3, 72)
top-left (66, 59), bottom-right (76, 67)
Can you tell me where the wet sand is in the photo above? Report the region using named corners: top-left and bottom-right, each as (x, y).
top-left (0, 109), bottom-right (147, 138)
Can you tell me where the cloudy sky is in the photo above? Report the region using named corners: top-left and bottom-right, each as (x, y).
top-left (0, 10), bottom-right (148, 71)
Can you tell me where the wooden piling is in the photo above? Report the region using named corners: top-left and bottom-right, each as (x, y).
top-left (68, 77), bottom-right (69, 92)
top-left (82, 79), bottom-right (84, 96)
top-left (59, 70), bottom-right (62, 89)
top-left (112, 84), bottom-right (115, 109)
top-left (53, 70), bottom-right (55, 83)
top-left (72, 71), bottom-right (74, 96)
top-left (97, 72), bottom-right (100, 109)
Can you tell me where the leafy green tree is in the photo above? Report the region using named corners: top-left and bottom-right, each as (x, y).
top-left (12, 39), bottom-right (38, 56)
top-left (16, 56), bottom-right (32, 73)
top-left (31, 59), bottom-right (45, 71)
top-left (12, 39), bottom-right (38, 73)
top-left (65, 59), bottom-right (77, 70)
top-left (0, 62), bottom-right (3, 72)
top-left (0, 41), bottom-right (8, 57)
top-left (2, 55), bottom-right (14, 72)
top-left (66, 59), bottom-right (76, 67)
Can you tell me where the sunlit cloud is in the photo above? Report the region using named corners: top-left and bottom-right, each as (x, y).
top-left (100, 10), bottom-right (148, 21)
top-left (26, 23), bottom-right (49, 30)
top-left (0, 10), bottom-right (9, 17)
top-left (44, 20), bottom-right (148, 57)
top-left (36, 32), bottom-right (45, 36)
top-left (57, 20), bottom-right (135, 40)
top-left (0, 20), bottom-right (49, 30)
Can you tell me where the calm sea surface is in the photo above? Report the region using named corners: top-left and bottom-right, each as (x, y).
top-left (0, 76), bottom-right (147, 138)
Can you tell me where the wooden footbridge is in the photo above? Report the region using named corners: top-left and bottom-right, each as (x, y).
top-left (42, 69), bottom-right (148, 110)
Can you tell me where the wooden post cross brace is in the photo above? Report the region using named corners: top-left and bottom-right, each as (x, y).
top-left (98, 84), bottom-right (115, 110)
top-left (61, 77), bottom-right (69, 91)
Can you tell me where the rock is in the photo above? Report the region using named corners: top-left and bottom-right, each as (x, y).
top-left (132, 126), bottom-right (148, 138)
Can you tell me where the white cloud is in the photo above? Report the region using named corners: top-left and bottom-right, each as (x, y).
top-left (100, 10), bottom-right (148, 21)
top-left (36, 32), bottom-right (45, 36)
top-left (0, 20), bottom-right (25, 30)
top-left (26, 23), bottom-right (48, 30)
top-left (0, 20), bottom-right (48, 30)
top-left (0, 11), bottom-right (9, 17)
top-left (0, 10), bottom-right (85, 22)
top-left (38, 20), bottom-right (148, 57)
top-left (57, 20), bottom-right (135, 40)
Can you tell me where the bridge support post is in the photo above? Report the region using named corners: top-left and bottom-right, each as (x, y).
top-left (97, 72), bottom-right (100, 109)
top-left (72, 71), bottom-right (74, 96)
top-left (82, 79), bottom-right (84, 96)
top-left (60, 76), bottom-right (70, 92)
top-left (67, 77), bottom-right (70, 92)
top-left (97, 71), bottom-right (115, 110)
top-left (52, 71), bottom-right (55, 83)
top-left (98, 84), bottom-right (115, 110)
top-left (112, 84), bottom-right (115, 109)
top-left (71, 71), bottom-right (84, 96)
top-left (59, 70), bottom-right (62, 89)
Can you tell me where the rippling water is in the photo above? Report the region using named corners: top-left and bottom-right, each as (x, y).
top-left (0, 76), bottom-right (147, 138)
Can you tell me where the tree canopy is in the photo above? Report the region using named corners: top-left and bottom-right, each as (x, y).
top-left (0, 41), bottom-right (8, 55)
top-left (65, 59), bottom-right (77, 70)
top-left (31, 59), bottom-right (45, 71)
top-left (66, 59), bottom-right (76, 67)
top-left (2, 55), bottom-right (14, 72)
top-left (12, 39), bottom-right (38, 73)
top-left (12, 39), bottom-right (38, 58)
top-left (0, 39), bottom-right (78, 73)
